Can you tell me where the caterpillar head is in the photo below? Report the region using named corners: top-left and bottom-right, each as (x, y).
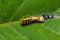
top-left (38, 16), bottom-right (45, 23)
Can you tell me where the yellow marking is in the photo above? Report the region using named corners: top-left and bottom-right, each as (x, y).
top-left (32, 17), bottom-right (39, 20)
top-left (22, 18), bottom-right (31, 21)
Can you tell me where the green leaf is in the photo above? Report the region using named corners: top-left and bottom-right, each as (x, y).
top-left (8, 0), bottom-right (60, 22)
top-left (0, 0), bottom-right (23, 23)
top-left (44, 8), bottom-right (60, 35)
top-left (0, 0), bottom-right (60, 40)
top-left (1, 0), bottom-right (60, 23)
top-left (0, 19), bottom-right (60, 40)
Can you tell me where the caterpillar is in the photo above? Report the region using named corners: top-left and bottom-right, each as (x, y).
top-left (21, 14), bottom-right (54, 25)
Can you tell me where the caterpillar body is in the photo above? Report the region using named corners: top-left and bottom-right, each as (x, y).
top-left (21, 14), bottom-right (54, 25)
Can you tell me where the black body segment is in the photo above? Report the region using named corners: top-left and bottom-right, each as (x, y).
top-left (42, 14), bottom-right (54, 20)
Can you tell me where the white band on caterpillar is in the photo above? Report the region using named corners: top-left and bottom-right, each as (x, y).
top-left (39, 16), bottom-right (45, 22)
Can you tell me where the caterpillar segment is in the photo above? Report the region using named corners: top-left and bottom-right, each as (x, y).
top-left (21, 16), bottom-right (32, 25)
top-left (31, 16), bottom-right (39, 22)
top-left (31, 16), bottom-right (45, 23)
